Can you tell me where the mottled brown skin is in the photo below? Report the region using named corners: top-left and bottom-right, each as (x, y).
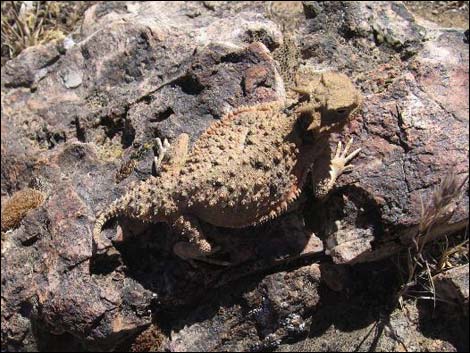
top-left (94, 70), bottom-right (362, 264)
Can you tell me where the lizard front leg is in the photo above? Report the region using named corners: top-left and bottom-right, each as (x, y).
top-left (154, 133), bottom-right (190, 175)
top-left (172, 215), bottom-right (230, 266)
top-left (313, 137), bottom-right (361, 199)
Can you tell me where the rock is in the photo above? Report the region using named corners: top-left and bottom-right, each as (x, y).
top-left (0, 2), bottom-right (285, 350)
top-left (61, 70), bottom-right (83, 88)
top-left (1, 43), bottom-right (61, 88)
top-left (304, 2), bottom-right (468, 265)
top-left (302, 2), bottom-right (322, 19)
top-left (319, 263), bottom-right (351, 292)
top-left (276, 291), bottom-right (464, 352)
top-left (166, 264), bottom-right (321, 352)
top-left (1, 1), bottom-right (468, 351)
top-left (434, 264), bottom-right (469, 315)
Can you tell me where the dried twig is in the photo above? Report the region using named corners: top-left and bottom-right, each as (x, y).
top-left (397, 170), bottom-right (468, 302)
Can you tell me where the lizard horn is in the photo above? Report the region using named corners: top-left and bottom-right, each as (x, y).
top-left (290, 86), bottom-right (310, 95)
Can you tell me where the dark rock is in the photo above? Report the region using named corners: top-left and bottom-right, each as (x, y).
top-left (302, 1), bottom-right (322, 19)
top-left (166, 264), bottom-right (321, 351)
top-left (434, 265), bottom-right (469, 315)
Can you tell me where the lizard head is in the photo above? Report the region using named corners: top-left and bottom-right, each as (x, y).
top-left (291, 70), bottom-right (362, 135)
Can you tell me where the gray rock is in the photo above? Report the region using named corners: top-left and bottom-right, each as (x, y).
top-left (62, 70), bottom-right (83, 88)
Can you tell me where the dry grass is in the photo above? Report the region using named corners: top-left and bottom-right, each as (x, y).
top-left (129, 324), bottom-right (165, 352)
top-left (1, 188), bottom-right (45, 231)
top-left (435, 233), bottom-right (468, 272)
top-left (396, 171), bottom-right (469, 306)
top-left (1, 1), bottom-right (63, 62)
top-left (1, 1), bottom-right (93, 65)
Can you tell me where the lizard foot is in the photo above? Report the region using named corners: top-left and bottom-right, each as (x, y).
top-left (172, 215), bottom-right (231, 267)
top-left (173, 242), bottom-right (231, 267)
top-left (154, 137), bottom-right (171, 173)
top-left (328, 137), bottom-right (361, 189)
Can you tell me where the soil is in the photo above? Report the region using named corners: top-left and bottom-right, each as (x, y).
top-left (405, 1), bottom-right (469, 28)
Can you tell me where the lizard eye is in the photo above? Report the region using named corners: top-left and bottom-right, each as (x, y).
top-left (297, 92), bottom-right (310, 103)
top-left (336, 108), bottom-right (349, 116)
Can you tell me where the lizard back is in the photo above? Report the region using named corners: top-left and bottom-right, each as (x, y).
top-left (174, 101), bottom-right (314, 228)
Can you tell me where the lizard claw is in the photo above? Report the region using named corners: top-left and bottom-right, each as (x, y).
top-left (330, 137), bottom-right (361, 184)
top-left (154, 137), bottom-right (171, 172)
top-left (173, 242), bottom-right (231, 267)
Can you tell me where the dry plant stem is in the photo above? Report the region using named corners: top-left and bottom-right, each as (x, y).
top-left (436, 235), bottom-right (469, 272)
top-left (1, 1), bottom-right (70, 61)
top-left (397, 171), bottom-right (468, 301)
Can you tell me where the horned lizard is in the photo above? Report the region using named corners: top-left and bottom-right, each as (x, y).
top-left (93, 67), bottom-right (362, 265)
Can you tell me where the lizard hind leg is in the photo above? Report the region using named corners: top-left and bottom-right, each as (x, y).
top-left (172, 215), bottom-right (230, 266)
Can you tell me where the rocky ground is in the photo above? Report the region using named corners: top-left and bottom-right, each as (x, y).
top-left (404, 1), bottom-right (469, 29)
top-left (1, 1), bottom-right (469, 352)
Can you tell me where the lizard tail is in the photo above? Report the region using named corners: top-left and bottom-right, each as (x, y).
top-left (93, 197), bottom-right (126, 252)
